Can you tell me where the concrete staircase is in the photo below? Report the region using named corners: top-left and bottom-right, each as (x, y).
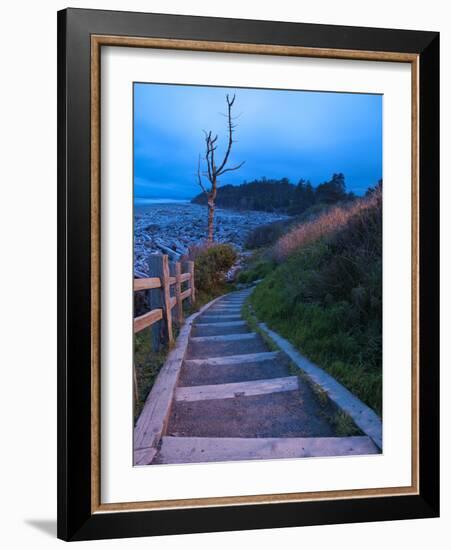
top-left (152, 289), bottom-right (379, 464)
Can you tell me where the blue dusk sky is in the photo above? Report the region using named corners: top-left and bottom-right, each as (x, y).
top-left (134, 83), bottom-right (382, 200)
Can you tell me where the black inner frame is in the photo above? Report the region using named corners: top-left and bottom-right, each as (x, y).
top-left (57, 8), bottom-right (439, 541)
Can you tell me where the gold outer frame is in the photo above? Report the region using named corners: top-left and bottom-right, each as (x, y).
top-left (90, 35), bottom-right (420, 514)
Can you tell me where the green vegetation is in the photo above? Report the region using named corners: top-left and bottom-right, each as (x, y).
top-left (236, 255), bottom-right (276, 284)
top-left (241, 302), bottom-right (279, 353)
top-left (332, 411), bottom-right (362, 437)
top-left (304, 374), bottom-right (362, 435)
top-left (134, 327), bottom-right (170, 420)
top-left (308, 378), bottom-right (331, 408)
top-left (192, 173), bottom-right (356, 214)
top-left (245, 190), bottom-right (382, 415)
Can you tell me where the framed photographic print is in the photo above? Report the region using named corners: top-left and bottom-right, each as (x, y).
top-left (57, 8), bottom-right (439, 541)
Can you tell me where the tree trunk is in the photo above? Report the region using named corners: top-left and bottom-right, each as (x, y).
top-left (196, 95), bottom-right (244, 243)
top-left (207, 199), bottom-right (215, 244)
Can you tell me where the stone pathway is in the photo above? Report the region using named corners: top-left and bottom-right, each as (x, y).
top-left (152, 289), bottom-right (379, 464)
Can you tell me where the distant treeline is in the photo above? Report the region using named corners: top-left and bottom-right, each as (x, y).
top-left (191, 173), bottom-right (365, 214)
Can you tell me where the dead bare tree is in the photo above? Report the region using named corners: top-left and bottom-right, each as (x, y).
top-left (196, 94), bottom-right (245, 243)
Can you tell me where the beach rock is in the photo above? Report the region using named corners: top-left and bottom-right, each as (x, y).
top-left (134, 203), bottom-right (289, 276)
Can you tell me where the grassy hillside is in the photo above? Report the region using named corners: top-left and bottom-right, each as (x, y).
top-left (244, 190), bottom-right (382, 415)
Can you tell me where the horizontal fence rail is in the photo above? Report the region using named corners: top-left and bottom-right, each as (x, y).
top-left (133, 254), bottom-right (195, 403)
top-left (134, 308), bottom-right (163, 333)
top-left (133, 277), bottom-right (161, 292)
top-left (133, 254), bottom-right (195, 343)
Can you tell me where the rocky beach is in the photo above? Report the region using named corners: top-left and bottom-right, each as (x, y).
top-left (134, 202), bottom-right (288, 276)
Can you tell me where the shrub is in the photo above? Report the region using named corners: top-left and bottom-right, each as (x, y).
top-left (188, 243), bottom-right (237, 294)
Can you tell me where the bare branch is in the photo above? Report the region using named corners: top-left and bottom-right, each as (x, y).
top-left (217, 160), bottom-right (246, 176)
top-left (196, 155), bottom-right (209, 197)
top-left (203, 131), bottom-right (219, 183)
top-left (226, 93), bottom-right (236, 107)
top-left (205, 143), bottom-right (213, 182)
top-left (215, 93), bottom-right (239, 176)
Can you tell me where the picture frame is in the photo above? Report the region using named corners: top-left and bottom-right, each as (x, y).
top-left (57, 7), bottom-right (439, 541)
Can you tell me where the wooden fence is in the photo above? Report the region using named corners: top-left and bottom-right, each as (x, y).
top-left (133, 254), bottom-right (195, 404)
top-left (134, 254), bottom-right (195, 348)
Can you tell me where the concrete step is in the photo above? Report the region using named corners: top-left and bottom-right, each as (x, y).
top-left (183, 351), bottom-right (281, 367)
top-left (218, 295), bottom-right (248, 301)
top-left (215, 305), bottom-right (245, 309)
top-left (211, 300), bottom-right (244, 305)
top-left (205, 310), bottom-right (243, 317)
top-left (193, 320), bottom-right (248, 327)
top-left (175, 376), bottom-right (299, 402)
top-left (179, 352), bottom-right (290, 386)
top-left (192, 320), bottom-right (249, 337)
top-left (216, 295), bottom-right (249, 302)
top-left (153, 435), bottom-right (380, 464)
top-left (187, 332), bottom-right (267, 359)
top-left (207, 305), bottom-right (243, 312)
top-left (195, 314), bottom-right (242, 324)
top-left (216, 300), bottom-right (247, 306)
top-left (222, 300), bottom-right (248, 304)
top-left (165, 389), bottom-right (338, 438)
top-left (190, 333), bottom-right (257, 343)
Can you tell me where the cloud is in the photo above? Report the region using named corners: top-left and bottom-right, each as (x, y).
top-left (133, 83), bottom-right (382, 198)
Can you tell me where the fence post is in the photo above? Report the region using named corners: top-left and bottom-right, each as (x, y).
top-left (148, 256), bottom-right (163, 352)
top-left (175, 261), bottom-right (184, 324)
top-left (183, 260), bottom-right (195, 305)
top-left (148, 254), bottom-right (173, 349)
top-left (161, 254), bottom-right (173, 344)
top-left (169, 261), bottom-right (180, 327)
top-left (186, 261), bottom-right (196, 305)
top-left (168, 261), bottom-right (175, 312)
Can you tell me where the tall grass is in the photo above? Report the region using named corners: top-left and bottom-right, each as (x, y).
top-left (274, 190), bottom-right (381, 262)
